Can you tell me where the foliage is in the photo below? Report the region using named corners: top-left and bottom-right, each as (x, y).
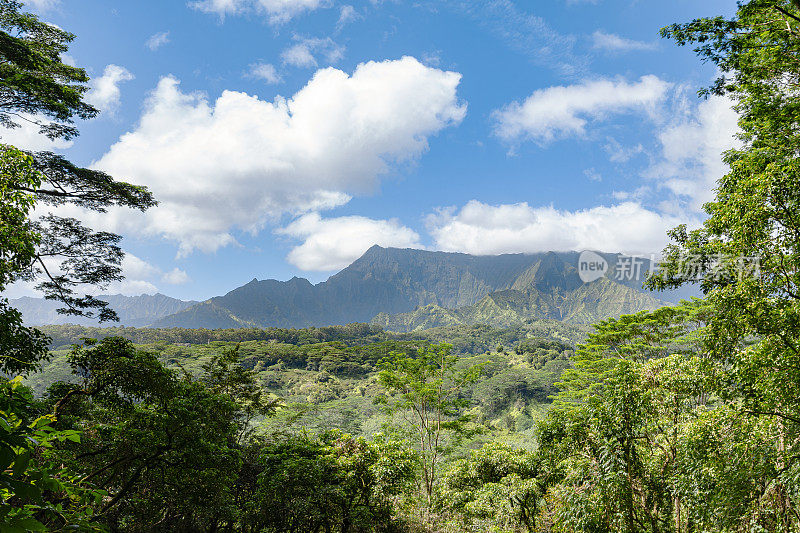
top-left (47, 337), bottom-right (246, 531)
top-left (199, 344), bottom-right (280, 442)
top-left (534, 298), bottom-right (798, 532)
top-left (645, 0), bottom-right (800, 527)
top-left (246, 431), bottom-right (415, 532)
top-left (0, 377), bottom-right (104, 532)
top-left (378, 343), bottom-right (483, 506)
top-left (0, 0), bottom-right (97, 140)
top-left (439, 442), bottom-right (543, 532)
top-left (0, 0), bottom-right (155, 322)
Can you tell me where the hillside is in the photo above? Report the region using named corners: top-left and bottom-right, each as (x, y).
top-left (372, 277), bottom-right (667, 332)
top-left (152, 247), bottom-right (696, 329)
top-left (25, 324), bottom-right (579, 441)
top-left (9, 248), bottom-right (697, 330)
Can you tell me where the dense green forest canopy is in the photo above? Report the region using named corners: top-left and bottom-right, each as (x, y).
top-left (2, 0), bottom-right (800, 531)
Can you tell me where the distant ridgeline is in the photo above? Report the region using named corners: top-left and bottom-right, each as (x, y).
top-left (11, 247), bottom-right (698, 332)
top-left (10, 293), bottom-right (197, 327)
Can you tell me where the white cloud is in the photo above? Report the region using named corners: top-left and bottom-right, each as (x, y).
top-left (146, 31), bottom-right (170, 51)
top-left (427, 200), bottom-right (691, 256)
top-left (246, 62), bottom-right (282, 84)
top-left (93, 57), bottom-right (466, 256)
top-left (337, 5), bottom-right (361, 28)
top-left (0, 115), bottom-right (73, 151)
top-left (493, 75), bottom-right (671, 144)
top-left (591, 30), bottom-right (657, 52)
top-left (190, 0), bottom-right (329, 24)
top-left (23, 0), bottom-right (59, 11)
top-left (647, 96), bottom-right (739, 211)
top-left (107, 255), bottom-right (190, 294)
top-left (162, 267), bottom-right (191, 285)
top-left (2, 252), bottom-right (164, 298)
top-left (604, 137), bottom-right (644, 163)
top-left (108, 279), bottom-right (159, 295)
top-left (584, 168), bottom-right (602, 182)
top-left (85, 64), bottom-right (134, 115)
top-left (85, 254), bottom-right (163, 296)
top-left (282, 37), bottom-right (344, 68)
top-left (278, 213), bottom-right (422, 271)
top-left (121, 253), bottom-right (159, 280)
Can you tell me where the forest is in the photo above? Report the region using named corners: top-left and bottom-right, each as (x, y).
top-left (1, 0), bottom-right (800, 531)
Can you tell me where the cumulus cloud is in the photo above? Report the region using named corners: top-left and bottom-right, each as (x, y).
top-left (278, 213), bottom-right (423, 271)
top-left (85, 64), bottom-right (134, 115)
top-left (190, 0), bottom-right (329, 24)
top-left (106, 255), bottom-right (190, 293)
top-left (591, 30), bottom-right (657, 52)
top-left (246, 62), bottom-right (282, 84)
top-left (92, 57), bottom-right (466, 256)
top-left (647, 96), bottom-right (740, 211)
top-left (427, 200), bottom-right (691, 256)
top-left (99, 253), bottom-right (190, 294)
top-left (162, 267), bottom-right (191, 285)
top-left (146, 31), bottom-right (170, 51)
top-left (493, 75), bottom-right (671, 144)
top-left (282, 37), bottom-right (344, 68)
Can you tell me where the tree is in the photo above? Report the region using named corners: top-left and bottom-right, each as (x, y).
top-left (49, 337), bottom-right (244, 532)
top-left (648, 1), bottom-right (800, 527)
top-left (249, 431), bottom-right (416, 533)
top-left (0, 4), bottom-right (156, 528)
top-left (0, 0), bottom-right (155, 324)
top-left (0, 0), bottom-right (98, 140)
top-left (0, 377), bottom-right (104, 532)
top-left (199, 344), bottom-right (280, 443)
top-left (439, 442), bottom-right (543, 532)
top-left (533, 294), bottom-right (800, 532)
top-left (377, 343), bottom-right (483, 507)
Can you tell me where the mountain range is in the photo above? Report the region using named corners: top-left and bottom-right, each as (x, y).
top-left (7, 247), bottom-right (698, 331)
top-left (9, 293), bottom-right (197, 327)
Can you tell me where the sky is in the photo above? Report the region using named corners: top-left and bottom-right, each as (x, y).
top-left (4, 0), bottom-right (740, 301)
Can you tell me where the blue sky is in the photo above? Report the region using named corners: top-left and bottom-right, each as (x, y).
top-left (5, 0), bottom-right (739, 301)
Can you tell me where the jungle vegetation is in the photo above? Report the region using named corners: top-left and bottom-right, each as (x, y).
top-left (2, 0), bottom-right (800, 531)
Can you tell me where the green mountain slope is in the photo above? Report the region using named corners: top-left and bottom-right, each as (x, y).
top-left (143, 247), bottom-right (694, 329)
top-left (372, 278), bottom-right (667, 332)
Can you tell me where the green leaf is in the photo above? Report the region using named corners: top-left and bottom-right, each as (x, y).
top-left (11, 517), bottom-right (46, 531)
top-left (12, 450), bottom-right (30, 478)
top-left (0, 445), bottom-right (15, 472)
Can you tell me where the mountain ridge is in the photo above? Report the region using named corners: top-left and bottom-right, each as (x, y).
top-left (152, 247), bottom-right (695, 329)
top-left (9, 293), bottom-right (198, 327)
top-left (8, 247), bottom-right (699, 329)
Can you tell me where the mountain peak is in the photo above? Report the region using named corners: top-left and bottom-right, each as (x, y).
top-left (134, 248), bottom-right (697, 330)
